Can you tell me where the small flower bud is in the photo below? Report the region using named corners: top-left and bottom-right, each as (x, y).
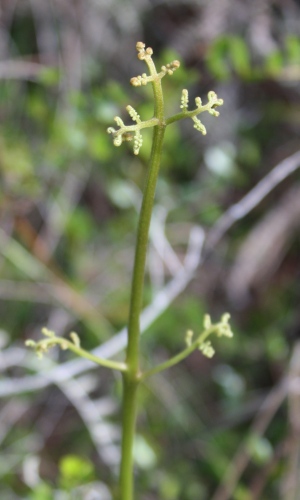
top-left (70, 332), bottom-right (80, 348)
top-left (126, 105), bottom-right (140, 122)
top-left (130, 77), bottom-right (141, 87)
top-left (114, 116), bottom-right (125, 128)
top-left (208, 109), bottom-right (220, 117)
top-left (25, 339), bottom-right (36, 347)
top-left (180, 89), bottom-right (189, 109)
top-left (195, 97), bottom-right (202, 108)
top-left (199, 341), bottom-right (215, 358)
top-left (203, 314), bottom-right (212, 330)
top-left (136, 41), bottom-right (145, 51)
top-left (113, 135), bottom-right (122, 147)
top-left (133, 130), bottom-right (143, 155)
top-left (185, 329), bottom-right (194, 347)
top-left (172, 60), bottom-right (180, 69)
top-left (208, 90), bottom-right (217, 101)
top-left (221, 313), bottom-right (230, 323)
top-left (41, 327), bottom-right (55, 338)
top-left (107, 127), bottom-right (116, 134)
top-left (192, 116), bottom-right (207, 135)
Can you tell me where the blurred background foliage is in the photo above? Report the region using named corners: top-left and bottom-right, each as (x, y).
top-left (0, 0), bottom-right (300, 499)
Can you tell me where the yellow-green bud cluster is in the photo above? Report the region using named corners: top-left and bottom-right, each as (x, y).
top-left (130, 73), bottom-right (150, 86)
top-left (192, 116), bottom-right (207, 135)
top-left (133, 130), bottom-right (143, 155)
top-left (126, 105), bottom-right (141, 123)
top-left (207, 90), bottom-right (223, 109)
top-left (161, 60), bottom-right (180, 76)
top-left (130, 42), bottom-right (180, 87)
top-left (185, 329), bottom-right (194, 347)
top-left (216, 313), bottom-right (233, 338)
top-left (199, 340), bottom-right (215, 358)
top-left (178, 89), bottom-right (224, 136)
top-left (135, 41), bottom-right (153, 61)
top-left (203, 313), bottom-right (233, 339)
top-left (25, 327), bottom-right (81, 358)
top-left (193, 313), bottom-right (233, 359)
top-left (180, 89), bottom-right (189, 110)
top-left (107, 103), bottom-right (146, 154)
top-left (108, 42), bottom-right (224, 155)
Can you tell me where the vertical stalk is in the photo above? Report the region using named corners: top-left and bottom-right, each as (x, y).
top-left (119, 376), bottom-right (139, 500)
top-left (126, 124), bottom-right (165, 372)
top-left (119, 69), bottom-right (165, 499)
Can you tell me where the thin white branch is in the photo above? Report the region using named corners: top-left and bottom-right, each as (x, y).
top-left (206, 150), bottom-right (300, 250)
top-left (58, 378), bottom-right (120, 465)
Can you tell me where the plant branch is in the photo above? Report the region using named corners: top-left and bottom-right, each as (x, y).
top-left (141, 333), bottom-right (210, 381)
top-left (25, 329), bottom-right (126, 372)
top-left (141, 314), bottom-right (234, 381)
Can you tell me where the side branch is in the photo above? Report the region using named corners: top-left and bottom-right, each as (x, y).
top-left (107, 115), bottom-right (159, 155)
top-left (166, 90), bottom-right (223, 135)
top-left (140, 313), bottom-right (233, 381)
top-left (26, 328), bottom-right (127, 372)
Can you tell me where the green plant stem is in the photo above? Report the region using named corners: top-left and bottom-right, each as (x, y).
top-left (114, 117), bottom-right (159, 136)
top-left (125, 125), bottom-right (165, 372)
top-left (140, 329), bottom-right (214, 381)
top-left (118, 375), bottom-right (139, 499)
top-left (45, 337), bottom-right (127, 372)
top-left (119, 71), bottom-right (166, 499)
top-left (166, 101), bottom-right (216, 126)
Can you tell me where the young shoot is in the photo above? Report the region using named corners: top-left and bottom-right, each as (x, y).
top-left (26, 41), bottom-right (232, 500)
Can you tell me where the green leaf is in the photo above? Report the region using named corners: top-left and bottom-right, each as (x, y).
top-left (246, 434), bottom-right (273, 465)
top-left (229, 37), bottom-right (251, 78)
top-left (28, 482), bottom-right (53, 500)
top-left (159, 473), bottom-right (180, 500)
top-left (206, 37), bottom-right (231, 80)
top-left (38, 67), bottom-right (61, 86)
top-left (264, 51), bottom-right (284, 76)
top-left (59, 455), bottom-right (95, 490)
top-left (206, 36), bottom-right (250, 80)
top-left (285, 35), bottom-right (300, 63)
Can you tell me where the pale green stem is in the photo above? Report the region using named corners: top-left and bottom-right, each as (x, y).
top-left (30, 337), bottom-right (127, 372)
top-left (56, 339), bottom-right (127, 371)
top-left (166, 102), bottom-right (217, 126)
top-left (119, 61), bottom-right (165, 500)
top-left (140, 328), bottom-right (215, 381)
top-left (114, 117), bottom-right (159, 136)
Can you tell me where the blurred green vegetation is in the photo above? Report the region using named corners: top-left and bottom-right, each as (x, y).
top-left (0, 1), bottom-right (300, 499)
